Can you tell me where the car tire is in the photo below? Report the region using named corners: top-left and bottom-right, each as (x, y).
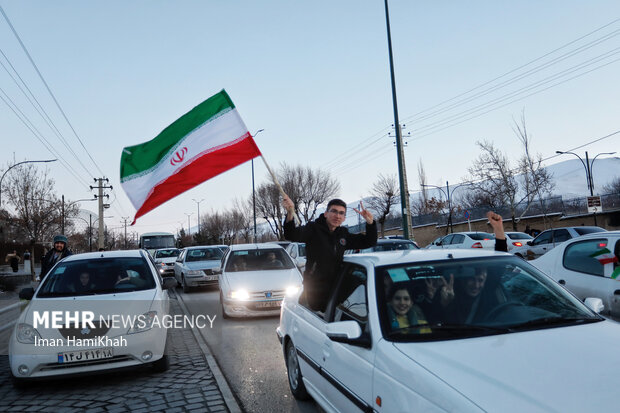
top-left (285, 340), bottom-right (310, 400)
top-left (182, 275), bottom-right (191, 293)
top-left (220, 292), bottom-right (229, 319)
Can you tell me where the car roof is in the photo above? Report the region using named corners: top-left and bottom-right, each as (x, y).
top-left (61, 250), bottom-right (146, 262)
top-left (376, 239), bottom-right (415, 244)
top-left (229, 243), bottom-right (285, 251)
top-left (343, 248), bottom-right (508, 267)
top-left (559, 230), bottom-right (620, 239)
top-left (184, 245), bottom-right (223, 250)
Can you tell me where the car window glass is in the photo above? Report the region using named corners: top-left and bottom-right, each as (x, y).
top-left (575, 227), bottom-right (606, 235)
top-left (467, 233), bottom-right (494, 241)
top-left (331, 265), bottom-right (368, 331)
top-left (553, 229), bottom-right (571, 243)
top-left (562, 239), bottom-right (608, 276)
top-left (375, 256), bottom-right (593, 341)
top-left (37, 257), bottom-right (156, 297)
top-left (225, 249), bottom-right (294, 272)
top-left (442, 235), bottom-right (454, 245)
top-left (451, 234), bottom-right (465, 244)
top-left (532, 231), bottom-right (552, 245)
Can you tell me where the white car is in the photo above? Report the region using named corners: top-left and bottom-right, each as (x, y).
top-left (285, 242), bottom-right (306, 271)
top-left (277, 249), bottom-right (620, 412)
top-left (530, 231), bottom-right (620, 319)
top-left (218, 244), bottom-right (302, 318)
top-left (10, 250), bottom-right (175, 384)
top-left (174, 246), bottom-right (223, 292)
top-left (153, 248), bottom-right (180, 277)
top-left (511, 226), bottom-right (606, 260)
top-left (504, 232), bottom-right (534, 251)
top-left (426, 232), bottom-right (495, 250)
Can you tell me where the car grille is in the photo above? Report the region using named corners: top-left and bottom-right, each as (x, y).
top-left (203, 269), bottom-right (215, 275)
top-left (58, 320), bottom-right (111, 340)
top-left (38, 355), bottom-right (135, 371)
top-left (250, 290), bottom-right (286, 300)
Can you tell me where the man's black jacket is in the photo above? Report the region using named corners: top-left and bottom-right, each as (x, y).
top-left (283, 213), bottom-right (377, 289)
top-left (40, 247), bottom-right (73, 279)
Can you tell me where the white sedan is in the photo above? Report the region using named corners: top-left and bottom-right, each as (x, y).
top-left (426, 231), bottom-right (495, 250)
top-left (277, 249), bottom-right (620, 412)
top-left (530, 230), bottom-right (620, 319)
top-left (10, 250), bottom-right (175, 384)
top-left (218, 244), bottom-right (302, 318)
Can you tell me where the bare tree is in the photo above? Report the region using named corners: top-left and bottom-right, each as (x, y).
top-left (279, 163), bottom-right (340, 223)
top-left (366, 174), bottom-right (399, 238)
top-left (603, 176), bottom-right (620, 194)
top-left (255, 182), bottom-right (284, 239)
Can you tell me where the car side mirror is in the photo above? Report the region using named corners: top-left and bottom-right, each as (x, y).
top-left (19, 287), bottom-right (35, 300)
top-left (325, 321), bottom-right (370, 348)
top-left (584, 297), bottom-right (604, 314)
top-left (526, 241), bottom-right (533, 246)
top-left (162, 278), bottom-right (177, 290)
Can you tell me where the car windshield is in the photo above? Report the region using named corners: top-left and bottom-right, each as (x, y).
top-left (155, 249), bottom-right (180, 259)
top-left (185, 248), bottom-right (223, 262)
top-left (363, 241), bottom-right (418, 252)
top-left (467, 233), bottom-right (494, 240)
top-left (575, 227), bottom-right (606, 236)
top-left (37, 257), bottom-right (156, 297)
top-left (377, 256), bottom-right (600, 341)
top-left (225, 248), bottom-right (295, 272)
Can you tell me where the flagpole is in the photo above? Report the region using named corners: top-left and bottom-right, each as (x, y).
top-left (259, 155), bottom-right (301, 225)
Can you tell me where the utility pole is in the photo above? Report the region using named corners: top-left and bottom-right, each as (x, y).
top-left (90, 178), bottom-right (112, 250)
top-left (61, 195), bottom-right (65, 234)
top-left (121, 217), bottom-right (130, 249)
top-left (192, 199), bottom-right (204, 236)
top-left (384, 0), bottom-right (413, 240)
top-left (89, 214), bottom-right (93, 251)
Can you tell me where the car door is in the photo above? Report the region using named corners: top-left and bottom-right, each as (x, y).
top-left (552, 229), bottom-right (571, 248)
top-left (558, 237), bottom-right (620, 318)
top-left (449, 234), bottom-right (465, 249)
top-left (528, 230), bottom-right (553, 259)
top-left (320, 264), bottom-right (374, 412)
top-left (440, 234), bottom-right (454, 249)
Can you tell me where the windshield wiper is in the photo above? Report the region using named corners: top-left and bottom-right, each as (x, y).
top-left (509, 316), bottom-right (601, 330)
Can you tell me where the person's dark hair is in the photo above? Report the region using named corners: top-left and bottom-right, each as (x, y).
top-left (326, 198), bottom-right (346, 210)
top-left (387, 282), bottom-right (412, 301)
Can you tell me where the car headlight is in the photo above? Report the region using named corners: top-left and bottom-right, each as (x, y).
top-left (186, 270), bottom-right (204, 276)
top-left (127, 311), bottom-right (157, 335)
top-left (17, 323), bottom-right (41, 344)
top-left (285, 286), bottom-right (300, 296)
top-left (230, 290), bottom-right (249, 300)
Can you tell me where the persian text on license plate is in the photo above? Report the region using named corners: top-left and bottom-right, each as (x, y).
top-left (58, 347), bottom-right (114, 364)
top-left (256, 301), bottom-right (282, 308)
top-left (205, 275), bottom-right (218, 281)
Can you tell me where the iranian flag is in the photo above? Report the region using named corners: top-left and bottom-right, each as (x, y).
top-left (120, 90), bottom-right (261, 224)
top-left (590, 247), bottom-right (619, 266)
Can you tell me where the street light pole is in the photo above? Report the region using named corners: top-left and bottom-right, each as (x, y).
top-left (252, 129), bottom-right (265, 242)
top-left (0, 159), bottom-right (57, 206)
top-left (556, 150), bottom-right (616, 226)
top-left (422, 181), bottom-right (471, 234)
top-left (184, 213), bottom-right (193, 236)
top-left (192, 198), bottom-right (204, 236)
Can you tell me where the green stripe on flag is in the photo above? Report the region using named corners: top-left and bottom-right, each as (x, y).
top-left (590, 248), bottom-right (611, 258)
top-left (612, 267), bottom-right (620, 280)
top-left (120, 90), bottom-right (235, 179)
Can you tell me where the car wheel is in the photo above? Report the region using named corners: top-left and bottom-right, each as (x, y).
top-left (182, 275), bottom-right (190, 293)
top-left (220, 292), bottom-right (229, 319)
top-left (285, 340), bottom-right (310, 400)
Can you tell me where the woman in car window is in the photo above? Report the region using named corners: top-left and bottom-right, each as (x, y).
top-left (387, 284), bottom-right (431, 333)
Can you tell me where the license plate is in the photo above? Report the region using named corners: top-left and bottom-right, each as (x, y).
top-left (205, 275), bottom-right (218, 281)
top-left (256, 301), bottom-right (281, 308)
top-left (58, 347), bottom-right (114, 364)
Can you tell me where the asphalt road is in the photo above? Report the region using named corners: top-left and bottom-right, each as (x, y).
top-left (178, 286), bottom-right (319, 413)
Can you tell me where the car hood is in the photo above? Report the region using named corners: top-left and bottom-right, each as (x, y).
top-left (20, 289), bottom-right (158, 338)
top-left (223, 268), bottom-right (302, 291)
top-left (394, 321), bottom-right (619, 412)
top-left (185, 260), bottom-right (220, 270)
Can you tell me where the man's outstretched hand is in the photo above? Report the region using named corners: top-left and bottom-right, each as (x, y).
top-left (353, 201), bottom-right (374, 224)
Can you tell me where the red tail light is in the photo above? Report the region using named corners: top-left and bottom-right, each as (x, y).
top-left (598, 243), bottom-right (607, 248)
top-left (513, 242), bottom-right (523, 247)
top-left (471, 242), bottom-right (483, 248)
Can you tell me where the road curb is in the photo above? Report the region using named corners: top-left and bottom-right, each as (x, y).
top-left (175, 289), bottom-right (243, 413)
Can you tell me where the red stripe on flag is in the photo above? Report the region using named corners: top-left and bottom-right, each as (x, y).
top-left (599, 257), bottom-right (619, 265)
top-left (131, 135), bottom-right (261, 224)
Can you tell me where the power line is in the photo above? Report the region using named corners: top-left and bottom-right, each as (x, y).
top-left (0, 4), bottom-right (106, 178)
